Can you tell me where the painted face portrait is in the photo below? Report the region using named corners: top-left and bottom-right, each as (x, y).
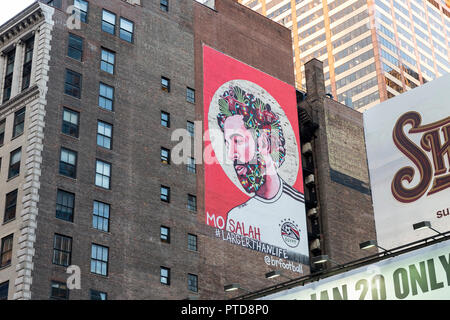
top-left (217, 85), bottom-right (286, 194)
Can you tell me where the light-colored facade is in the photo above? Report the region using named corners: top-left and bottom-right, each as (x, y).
top-left (240, 0), bottom-right (450, 111)
top-left (0, 2), bottom-right (54, 300)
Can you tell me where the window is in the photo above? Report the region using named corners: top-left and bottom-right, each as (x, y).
top-left (187, 157), bottom-right (196, 174)
top-left (160, 267), bottom-right (170, 285)
top-left (0, 119), bottom-right (5, 145)
top-left (161, 147), bottom-right (170, 164)
top-left (186, 87), bottom-right (195, 103)
top-left (95, 160), bottom-right (111, 189)
top-left (50, 281), bottom-right (69, 300)
top-left (46, 0), bottom-right (62, 8)
top-left (161, 111), bottom-right (170, 127)
top-left (161, 76), bottom-right (170, 92)
top-left (160, 0), bottom-right (169, 12)
top-left (160, 186), bottom-right (170, 202)
top-left (188, 274), bottom-right (198, 292)
top-left (102, 10), bottom-right (116, 35)
top-left (0, 234), bottom-right (13, 268)
top-left (0, 281), bottom-right (8, 300)
top-left (68, 33), bottom-right (83, 61)
top-left (93, 201), bottom-right (110, 232)
top-left (187, 194), bottom-right (197, 212)
top-left (100, 48), bottom-right (115, 74)
top-left (8, 148), bottom-right (21, 179)
top-left (3, 49), bottom-right (15, 103)
top-left (90, 290), bottom-right (107, 300)
top-left (97, 121), bottom-right (112, 149)
top-left (56, 190), bottom-right (75, 222)
top-left (12, 107), bottom-right (25, 138)
top-left (99, 83), bottom-right (114, 111)
top-left (53, 234), bottom-right (72, 267)
top-left (65, 69), bottom-right (82, 98)
top-left (187, 233), bottom-right (197, 251)
top-left (187, 121), bottom-right (194, 137)
top-left (119, 17), bottom-right (134, 43)
top-left (4, 190), bottom-right (17, 223)
top-left (22, 36), bottom-right (34, 91)
top-left (62, 108), bottom-right (79, 138)
top-left (74, 0), bottom-right (89, 23)
top-left (91, 244), bottom-right (109, 276)
top-left (160, 226), bottom-right (170, 243)
top-left (59, 148), bottom-right (77, 178)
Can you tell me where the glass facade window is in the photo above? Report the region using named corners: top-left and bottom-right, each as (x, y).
top-left (99, 83), bottom-right (114, 111)
top-left (95, 160), bottom-right (111, 189)
top-left (62, 108), bottom-right (79, 138)
top-left (12, 108), bottom-right (25, 138)
top-left (91, 244), bottom-right (109, 276)
top-left (68, 33), bottom-right (83, 61)
top-left (161, 111), bottom-right (170, 127)
top-left (3, 49), bottom-right (15, 103)
top-left (0, 234), bottom-right (13, 268)
top-left (53, 234), bottom-right (72, 267)
top-left (335, 64), bottom-right (376, 90)
top-left (50, 281), bottom-right (69, 300)
top-left (65, 69), bottom-right (82, 98)
top-left (74, 0), bottom-right (89, 23)
top-left (334, 50), bottom-right (374, 76)
top-left (56, 190), bottom-right (75, 222)
top-left (97, 121), bottom-right (112, 149)
top-left (22, 36), bottom-right (34, 91)
top-left (59, 148), bottom-right (77, 178)
top-left (8, 148), bottom-right (22, 179)
top-left (160, 267), bottom-right (170, 285)
top-left (120, 17), bottom-right (134, 43)
top-left (93, 201), bottom-right (110, 232)
top-left (4, 190), bottom-right (18, 223)
top-left (102, 10), bottom-right (116, 34)
top-left (101, 48), bottom-right (115, 74)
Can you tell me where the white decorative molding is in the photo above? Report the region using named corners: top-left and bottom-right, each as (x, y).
top-left (12, 4), bottom-right (54, 301)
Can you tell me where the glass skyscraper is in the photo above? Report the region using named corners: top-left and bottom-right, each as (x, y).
top-left (240, 0), bottom-right (450, 111)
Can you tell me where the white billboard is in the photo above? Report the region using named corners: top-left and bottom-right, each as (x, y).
top-left (260, 239), bottom-right (450, 300)
top-left (364, 74), bottom-right (450, 250)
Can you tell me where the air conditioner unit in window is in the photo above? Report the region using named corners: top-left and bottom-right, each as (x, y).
top-left (302, 142), bottom-right (313, 154)
top-left (305, 174), bottom-right (315, 185)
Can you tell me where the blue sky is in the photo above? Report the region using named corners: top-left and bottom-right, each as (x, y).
top-left (0, 0), bottom-right (36, 26)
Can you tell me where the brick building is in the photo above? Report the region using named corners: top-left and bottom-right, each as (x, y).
top-left (0, 0), bottom-right (375, 300)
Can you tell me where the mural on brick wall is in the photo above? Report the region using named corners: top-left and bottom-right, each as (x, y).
top-left (364, 73), bottom-right (450, 250)
top-left (203, 45), bottom-right (309, 265)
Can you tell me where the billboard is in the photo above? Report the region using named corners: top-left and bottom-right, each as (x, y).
top-left (260, 239), bottom-right (450, 300)
top-left (364, 73), bottom-right (450, 250)
top-left (202, 45), bottom-right (309, 265)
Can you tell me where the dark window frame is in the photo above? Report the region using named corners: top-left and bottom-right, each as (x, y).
top-left (0, 281), bottom-right (8, 300)
top-left (4, 189), bottom-right (18, 223)
top-left (62, 107), bottom-right (80, 138)
top-left (161, 111), bottom-right (170, 127)
top-left (0, 118), bottom-right (5, 146)
top-left (93, 200), bottom-right (110, 232)
top-left (160, 266), bottom-right (170, 285)
top-left (68, 33), bottom-right (83, 61)
top-left (186, 87), bottom-right (195, 103)
top-left (101, 9), bottom-right (116, 35)
top-left (119, 17), bottom-right (134, 43)
top-left (8, 147), bottom-right (21, 179)
top-left (160, 226), bottom-right (170, 243)
top-left (188, 273), bottom-right (198, 293)
top-left (64, 69), bottom-right (82, 99)
top-left (12, 107), bottom-right (25, 138)
top-left (56, 189), bottom-right (75, 222)
top-left (187, 233), bottom-right (197, 251)
top-left (187, 194), bottom-right (197, 212)
top-left (160, 147), bottom-right (170, 164)
top-left (59, 147), bottom-right (77, 179)
top-left (161, 76), bottom-right (170, 92)
top-left (0, 234), bottom-right (13, 268)
top-left (52, 234), bottom-right (72, 267)
top-left (160, 0), bottom-right (169, 12)
top-left (97, 120), bottom-right (113, 150)
top-left (2, 49), bottom-right (15, 103)
top-left (91, 243), bottom-right (109, 276)
top-left (21, 36), bottom-right (35, 91)
top-left (160, 185), bottom-right (170, 203)
top-left (50, 281), bottom-right (69, 300)
top-left (90, 289), bottom-right (107, 300)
